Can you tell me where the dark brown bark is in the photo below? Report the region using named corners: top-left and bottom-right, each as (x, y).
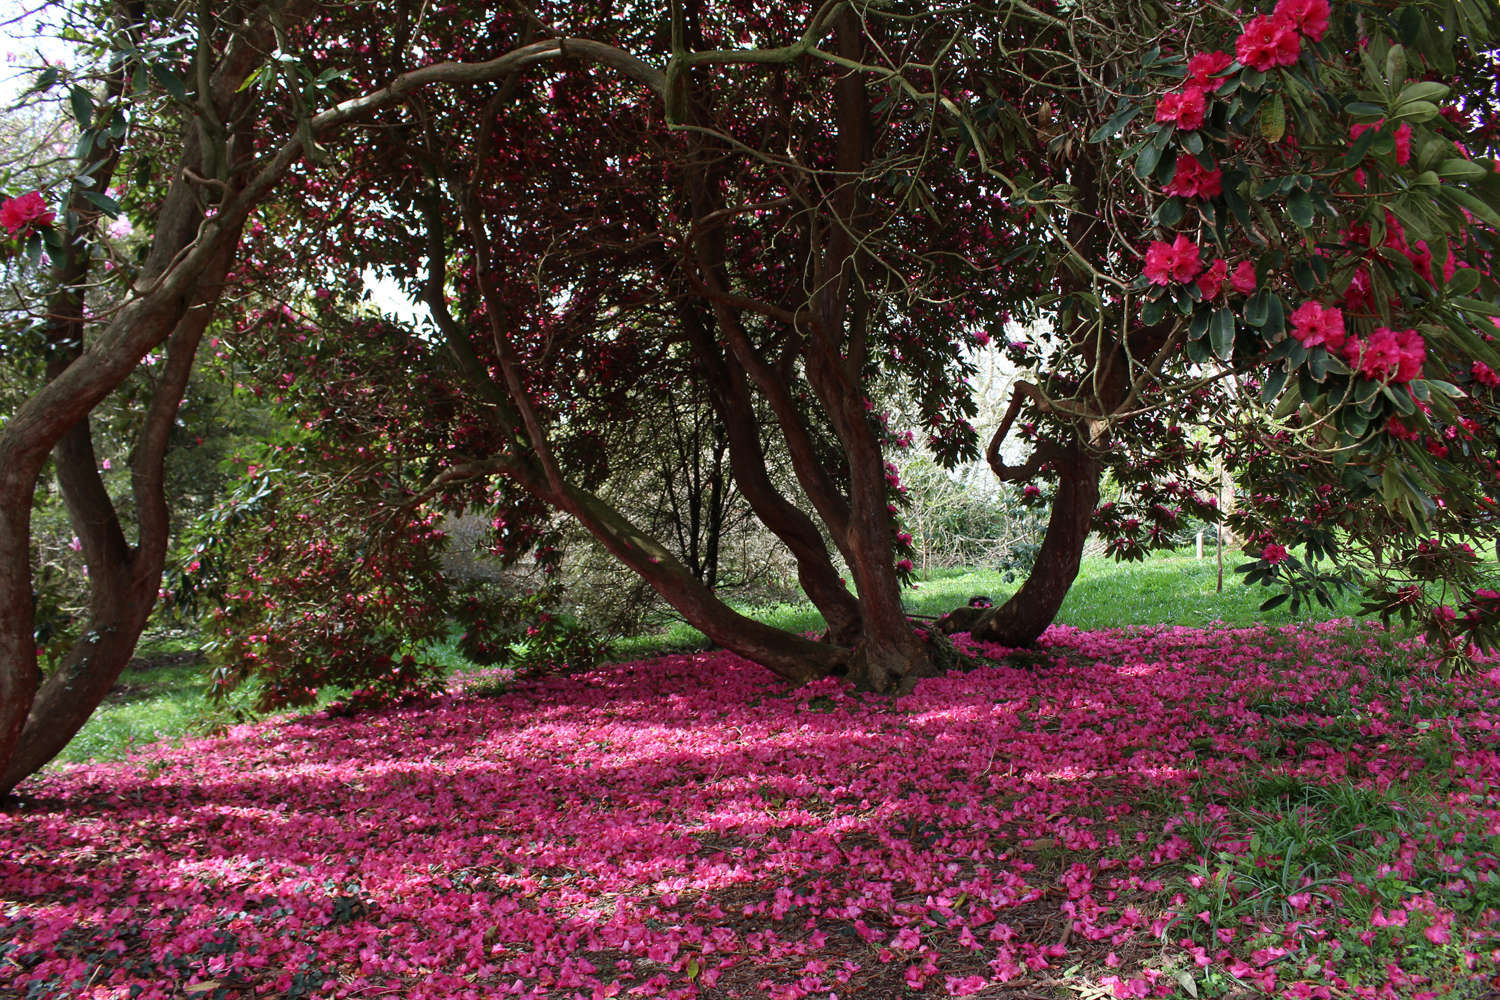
top-left (679, 304), bottom-right (863, 645)
top-left (554, 484), bottom-right (847, 684)
top-left (1, 288), bottom-right (219, 793)
top-left (0, 2), bottom-right (282, 794)
top-left (970, 442), bottom-right (1101, 647)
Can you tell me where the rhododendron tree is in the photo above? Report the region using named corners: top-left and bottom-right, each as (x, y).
top-left (3, 0), bottom-right (1499, 792)
top-left (936, 0), bottom-right (1500, 651)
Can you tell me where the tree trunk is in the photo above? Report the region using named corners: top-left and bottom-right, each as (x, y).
top-left (0, 287), bottom-right (216, 796)
top-left (555, 482), bottom-right (848, 684)
top-left (970, 443), bottom-right (1100, 647)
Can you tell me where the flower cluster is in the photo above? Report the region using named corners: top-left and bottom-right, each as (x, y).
top-left (0, 190), bottom-right (54, 238)
top-left (1236, 0), bottom-right (1329, 72)
top-left (1155, 51), bottom-right (1233, 131)
top-left (1289, 301), bottom-right (1425, 383)
top-left (1144, 234), bottom-right (1203, 285)
top-left (1343, 326), bottom-right (1425, 384)
top-left (1288, 300), bottom-right (1346, 351)
top-left (1164, 157), bottom-right (1223, 200)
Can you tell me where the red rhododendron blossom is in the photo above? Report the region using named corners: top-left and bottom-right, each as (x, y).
top-left (1474, 361), bottom-right (1500, 388)
top-left (1165, 157), bottom-right (1223, 199)
top-left (1392, 328), bottom-right (1425, 383)
top-left (1155, 85), bottom-right (1208, 130)
top-left (1289, 300), bottom-right (1346, 351)
top-left (1345, 327), bottom-right (1424, 383)
top-left (1261, 542), bottom-right (1288, 564)
top-left (1230, 261), bottom-right (1257, 294)
top-left (1196, 258), bottom-right (1228, 299)
top-left (0, 191), bottom-right (55, 236)
top-left (1342, 267), bottom-right (1374, 312)
top-left (1386, 417), bottom-right (1420, 441)
top-left (1236, 14), bottom-right (1302, 70)
top-left (1394, 123), bottom-right (1413, 165)
top-left (1187, 50), bottom-right (1234, 85)
top-left (1144, 235), bottom-right (1203, 285)
top-left (1273, 0), bottom-right (1331, 40)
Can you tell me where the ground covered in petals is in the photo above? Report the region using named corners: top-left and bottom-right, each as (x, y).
top-left (3, 622), bottom-right (1499, 999)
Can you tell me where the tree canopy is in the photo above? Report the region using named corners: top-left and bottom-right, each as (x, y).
top-left (1, 0), bottom-right (1498, 791)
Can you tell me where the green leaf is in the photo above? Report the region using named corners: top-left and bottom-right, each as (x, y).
top-left (1188, 307), bottom-right (1210, 340)
top-left (1293, 260), bottom-right (1316, 290)
top-left (1444, 187), bottom-right (1500, 229)
top-left (1210, 308), bottom-right (1235, 359)
top-left (1143, 297), bottom-right (1168, 327)
top-left (69, 85), bottom-right (93, 129)
top-left (1287, 188), bottom-right (1314, 228)
top-left (237, 63), bottom-right (268, 93)
top-left (1437, 158), bottom-right (1487, 182)
top-left (1260, 366), bottom-right (1287, 403)
top-left (1384, 44), bottom-right (1407, 87)
top-left (1263, 293), bottom-right (1286, 336)
top-left (1260, 593), bottom-right (1290, 612)
top-left (1135, 141), bottom-right (1161, 180)
top-left (1423, 379), bottom-right (1464, 398)
top-left (1181, 130), bottom-right (1204, 155)
top-left (1391, 100), bottom-right (1439, 123)
top-left (1446, 267), bottom-right (1480, 297)
top-left (81, 190), bottom-right (122, 217)
top-left (151, 63), bottom-right (188, 101)
top-left (1274, 381), bottom-right (1302, 419)
top-left (1261, 94), bottom-right (1286, 143)
top-left (1156, 198), bottom-right (1185, 227)
top-left (1245, 290), bottom-right (1270, 328)
top-left (1342, 127), bottom-right (1378, 166)
top-left (1397, 80), bottom-right (1450, 105)
top-left (1089, 104), bottom-right (1141, 143)
top-left (1344, 101), bottom-right (1386, 119)
top-left (1452, 297), bottom-right (1500, 317)
top-left (1225, 185), bottom-right (1252, 228)
top-left (30, 65), bottom-right (58, 94)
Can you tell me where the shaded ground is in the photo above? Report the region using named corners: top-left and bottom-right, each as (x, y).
top-left (3, 621), bottom-right (1498, 999)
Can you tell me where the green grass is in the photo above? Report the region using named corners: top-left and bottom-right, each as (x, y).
top-left (52, 551), bottom-right (1365, 768)
top-left (912, 550), bottom-right (1364, 629)
top-left (50, 634), bottom-right (248, 766)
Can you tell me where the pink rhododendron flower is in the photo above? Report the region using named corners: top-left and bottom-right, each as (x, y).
top-left (1262, 542), bottom-right (1288, 564)
top-left (1230, 261), bottom-right (1257, 294)
top-left (1196, 258), bottom-right (1228, 299)
top-left (1394, 122), bottom-right (1413, 165)
top-left (1236, 14), bottom-right (1302, 70)
top-left (1144, 234), bottom-right (1203, 285)
top-left (1289, 300), bottom-right (1346, 351)
top-left (1345, 327), bottom-right (1424, 383)
top-left (1342, 266), bottom-right (1374, 312)
top-left (1165, 157), bottom-right (1223, 199)
top-left (1187, 51), bottom-right (1233, 85)
top-left (1156, 85), bottom-right (1208, 130)
top-left (1473, 361), bottom-right (1500, 388)
top-left (1273, 0), bottom-right (1331, 40)
top-left (1386, 417), bottom-right (1420, 440)
top-left (0, 190), bottom-right (55, 236)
